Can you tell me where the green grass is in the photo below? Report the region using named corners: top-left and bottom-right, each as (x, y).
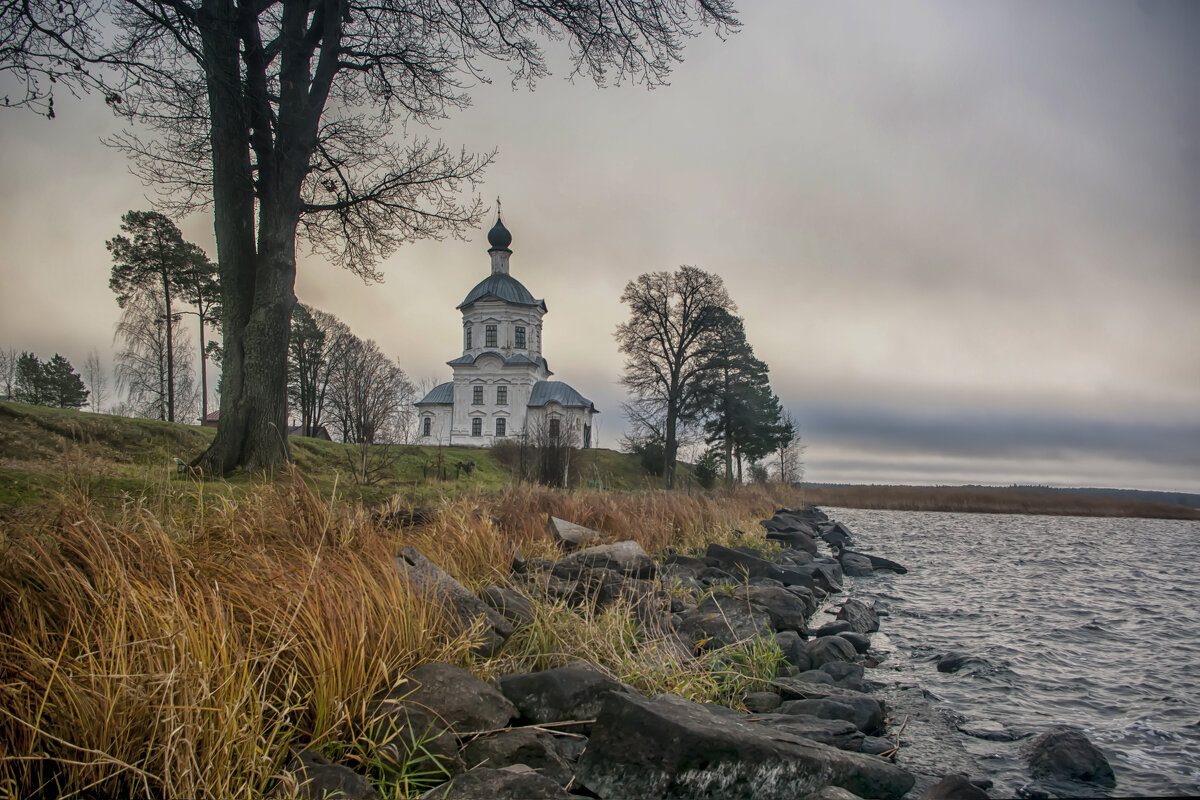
top-left (0, 401), bottom-right (664, 508)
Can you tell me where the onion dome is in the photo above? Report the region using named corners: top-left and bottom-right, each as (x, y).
top-left (487, 216), bottom-right (512, 250)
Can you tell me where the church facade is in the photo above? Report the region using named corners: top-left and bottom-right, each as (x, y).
top-left (415, 216), bottom-right (598, 447)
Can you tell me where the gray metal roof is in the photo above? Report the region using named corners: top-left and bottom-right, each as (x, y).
top-left (528, 381), bottom-right (598, 412)
top-left (457, 273), bottom-right (546, 310)
top-left (415, 381), bottom-right (454, 405)
top-left (446, 352), bottom-right (550, 371)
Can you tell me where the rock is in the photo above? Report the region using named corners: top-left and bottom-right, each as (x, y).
top-left (676, 594), bottom-right (772, 650)
top-left (705, 544), bottom-right (819, 589)
top-left (394, 547), bottom-right (513, 656)
top-left (819, 522), bottom-right (855, 549)
top-left (820, 660), bottom-right (865, 691)
top-left (775, 630), bottom-right (811, 671)
top-left (734, 583), bottom-right (812, 633)
top-left (815, 621), bottom-right (853, 637)
top-left (748, 713), bottom-right (866, 751)
top-left (480, 585), bottom-right (536, 627)
top-left (460, 728), bottom-right (575, 787)
top-left (575, 692), bottom-right (915, 800)
top-left (663, 554), bottom-right (709, 574)
top-left (927, 773), bottom-right (990, 799)
top-left (659, 563), bottom-right (704, 595)
top-left (766, 529), bottom-right (820, 555)
top-left (552, 540), bottom-right (656, 580)
top-left (779, 696), bottom-right (886, 736)
top-left (499, 663), bottom-right (633, 732)
top-left (839, 551), bottom-right (875, 577)
top-left (397, 662), bottom-right (518, 733)
top-left (936, 652), bottom-right (986, 674)
top-left (839, 632), bottom-right (872, 654)
top-left (547, 515), bottom-right (602, 550)
top-left (1025, 725), bottom-right (1116, 787)
top-left (743, 691), bottom-right (782, 713)
top-left (359, 697), bottom-right (463, 782)
top-left (957, 719), bottom-right (1028, 742)
top-left (418, 765), bottom-right (577, 800)
top-left (805, 635), bottom-right (859, 667)
top-left (802, 787), bottom-right (867, 800)
top-left (792, 669), bottom-right (836, 686)
top-left (860, 736), bottom-right (893, 756)
top-left (280, 750), bottom-right (378, 800)
top-left (836, 598), bottom-right (880, 634)
top-left (842, 549), bottom-right (908, 574)
top-left (778, 547), bottom-right (816, 565)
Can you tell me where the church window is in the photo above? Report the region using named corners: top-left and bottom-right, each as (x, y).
top-left (485, 324), bottom-right (497, 347)
top-left (515, 326), bottom-right (526, 349)
top-left (422, 417), bottom-right (431, 437)
top-left (548, 418), bottom-right (560, 439)
top-left (495, 418), bottom-right (506, 437)
top-left (471, 418), bottom-right (482, 437)
top-left (472, 386), bottom-right (483, 405)
top-left (496, 386), bottom-right (507, 405)
top-left (465, 326), bottom-right (472, 349)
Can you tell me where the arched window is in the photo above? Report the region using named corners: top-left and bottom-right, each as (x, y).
top-left (422, 417), bottom-right (432, 437)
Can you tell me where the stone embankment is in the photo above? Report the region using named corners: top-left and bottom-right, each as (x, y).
top-left (280, 507), bottom-right (1114, 800)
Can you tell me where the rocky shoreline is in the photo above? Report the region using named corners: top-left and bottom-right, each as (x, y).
top-left (279, 507), bottom-right (1117, 800)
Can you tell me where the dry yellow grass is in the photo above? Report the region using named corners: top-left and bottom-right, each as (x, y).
top-left (0, 473), bottom-right (803, 799)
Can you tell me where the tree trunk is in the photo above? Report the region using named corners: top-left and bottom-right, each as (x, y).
top-left (162, 271), bottom-right (175, 421)
top-left (198, 311), bottom-right (207, 423)
top-left (193, 0), bottom-right (285, 474)
top-left (664, 404), bottom-right (678, 489)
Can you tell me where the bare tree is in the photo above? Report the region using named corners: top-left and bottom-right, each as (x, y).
top-left (615, 266), bottom-right (735, 488)
top-left (774, 410), bottom-right (806, 485)
top-left (0, 348), bottom-right (16, 397)
top-left (83, 350), bottom-right (107, 413)
top-left (287, 304), bottom-right (352, 437)
top-left (325, 336), bottom-right (414, 484)
top-left (115, 294), bottom-right (198, 421)
top-left (1, 0), bottom-right (739, 476)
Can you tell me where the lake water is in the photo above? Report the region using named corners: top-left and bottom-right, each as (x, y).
top-left (823, 507), bottom-right (1200, 798)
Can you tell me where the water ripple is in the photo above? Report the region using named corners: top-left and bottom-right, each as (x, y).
top-left (829, 508), bottom-right (1200, 798)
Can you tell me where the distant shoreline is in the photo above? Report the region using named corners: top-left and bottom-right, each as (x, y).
top-left (799, 483), bottom-right (1200, 520)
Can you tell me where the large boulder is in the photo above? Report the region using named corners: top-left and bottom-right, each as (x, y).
top-left (394, 547), bottom-right (513, 656)
top-left (460, 728), bottom-right (575, 787)
top-left (805, 635), bottom-right (859, 667)
top-left (499, 663), bottom-right (634, 732)
top-left (842, 550), bottom-right (907, 575)
top-left (397, 662), bottom-right (517, 733)
top-left (418, 765), bottom-right (577, 800)
top-left (927, 774), bottom-right (990, 799)
top-left (705, 544), bottom-right (818, 589)
top-left (779, 696), bottom-right (885, 736)
top-left (747, 713), bottom-right (865, 752)
top-left (839, 551), bottom-right (875, 577)
top-left (818, 522), bottom-right (855, 549)
top-left (574, 692), bottom-right (914, 799)
top-left (734, 584), bottom-right (812, 634)
top-left (553, 540), bottom-right (656, 580)
top-left (774, 630), bottom-right (811, 671)
top-left (676, 594), bottom-right (772, 651)
top-left (279, 751), bottom-right (378, 800)
top-left (547, 516), bottom-right (602, 550)
top-left (765, 529), bottom-right (820, 556)
top-left (481, 585), bottom-right (536, 627)
top-left (1025, 725), bottom-right (1116, 787)
top-left (836, 598), bottom-right (880, 634)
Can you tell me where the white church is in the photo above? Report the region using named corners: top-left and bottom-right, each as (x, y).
top-left (415, 214), bottom-right (598, 447)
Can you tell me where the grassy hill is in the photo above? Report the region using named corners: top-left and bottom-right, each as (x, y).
top-left (0, 400), bottom-right (663, 507)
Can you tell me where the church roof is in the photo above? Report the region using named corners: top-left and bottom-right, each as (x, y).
top-left (528, 381), bottom-right (598, 412)
top-left (457, 273), bottom-right (547, 311)
top-left (446, 352), bottom-right (550, 373)
top-left (415, 381), bottom-right (454, 405)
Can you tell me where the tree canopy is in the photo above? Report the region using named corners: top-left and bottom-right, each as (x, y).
top-left (3, 0), bottom-right (740, 474)
top-left (12, 352), bottom-right (90, 409)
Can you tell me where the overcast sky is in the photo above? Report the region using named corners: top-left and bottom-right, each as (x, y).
top-left (1, 0), bottom-right (1197, 492)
